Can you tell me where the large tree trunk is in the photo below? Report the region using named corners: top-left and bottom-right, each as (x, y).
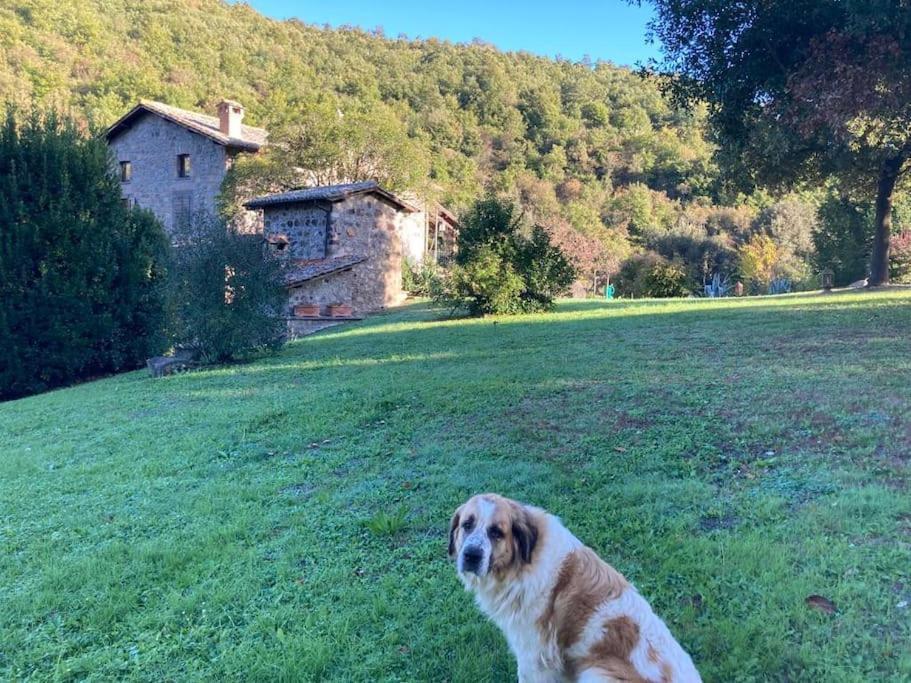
top-left (868, 156), bottom-right (904, 286)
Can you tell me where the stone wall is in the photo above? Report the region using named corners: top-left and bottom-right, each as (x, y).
top-left (272, 193), bottom-right (410, 316)
top-left (108, 112), bottom-right (228, 234)
top-left (397, 208), bottom-right (427, 264)
top-left (263, 204), bottom-right (328, 259)
top-left (287, 269), bottom-right (355, 312)
top-left (285, 318), bottom-right (347, 339)
top-left (329, 194), bottom-right (406, 311)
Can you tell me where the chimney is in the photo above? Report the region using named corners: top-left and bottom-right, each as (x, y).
top-left (216, 100), bottom-right (244, 139)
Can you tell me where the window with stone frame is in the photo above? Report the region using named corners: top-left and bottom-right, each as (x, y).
top-left (177, 154), bottom-right (191, 178)
top-left (120, 161), bottom-right (132, 182)
top-left (173, 191), bottom-right (193, 227)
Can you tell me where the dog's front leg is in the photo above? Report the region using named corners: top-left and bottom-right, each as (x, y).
top-left (516, 657), bottom-right (563, 683)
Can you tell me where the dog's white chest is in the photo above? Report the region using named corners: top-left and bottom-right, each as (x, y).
top-left (476, 555), bottom-right (570, 680)
top-left (502, 620), bottom-right (565, 682)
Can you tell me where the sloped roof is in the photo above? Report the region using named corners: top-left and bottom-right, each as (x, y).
top-left (245, 181), bottom-right (417, 212)
top-left (436, 205), bottom-right (459, 226)
top-left (283, 255), bottom-right (368, 287)
top-left (105, 100), bottom-right (267, 151)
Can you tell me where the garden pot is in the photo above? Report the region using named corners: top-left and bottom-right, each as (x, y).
top-left (328, 304), bottom-right (353, 318)
top-left (293, 303), bottom-right (320, 318)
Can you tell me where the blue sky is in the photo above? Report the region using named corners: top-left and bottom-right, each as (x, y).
top-left (244, 1), bottom-right (660, 66)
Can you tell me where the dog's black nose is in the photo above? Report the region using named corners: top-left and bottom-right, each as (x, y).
top-left (462, 547), bottom-right (483, 569)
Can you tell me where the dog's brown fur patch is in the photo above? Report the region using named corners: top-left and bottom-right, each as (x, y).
top-left (570, 616), bottom-right (645, 680)
top-left (448, 507), bottom-right (462, 558)
top-left (582, 660), bottom-right (649, 682)
top-left (592, 616), bottom-right (640, 660)
top-left (538, 547), bottom-right (630, 652)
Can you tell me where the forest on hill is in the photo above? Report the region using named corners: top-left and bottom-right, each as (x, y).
top-left (2, 0), bottom-right (908, 291)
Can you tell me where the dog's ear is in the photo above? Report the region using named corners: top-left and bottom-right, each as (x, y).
top-left (512, 506), bottom-right (539, 564)
top-left (448, 506), bottom-right (462, 558)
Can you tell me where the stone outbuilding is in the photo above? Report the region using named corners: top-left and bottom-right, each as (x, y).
top-left (245, 181), bottom-right (458, 337)
top-left (105, 99), bottom-right (266, 233)
top-left (105, 99), bottom-right (460, 337)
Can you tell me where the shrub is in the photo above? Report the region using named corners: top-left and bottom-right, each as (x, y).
top-left (890, 232), bottom-right (911, 284)
top-left (517, 226), bottom-right (579, 309)
top-left (739, 234), bottom-right (779, 292)
top-left (651, 231), bottom-right (737, 288)
top-left (402, 258), bottom-right (443, 297)
top-left (0, 108), bottom-right (170, 400)
top-left (753, 199), bottom-right (817, 281)
top-left (450, 245), bottom-right (526, 315)
top-left (616, 253), bottom-right (661, 297)
top-left (439, 198), bottom-right (575, 315)
top-left (813, 194), bottom-right (872, 286)
top-left (169, 213), bottom-right (286, 363)
top-left (643, 260), bottom-right (693, 297)
top-left (615, 252), bottom-right (693, 298)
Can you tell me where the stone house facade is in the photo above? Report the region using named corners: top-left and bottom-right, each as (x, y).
top-left (105, 100), bottom-right (266, 234)
top-left (245, 181), bottom-right (458, 337)
top-left (106, 99), bottom-right (459, 336)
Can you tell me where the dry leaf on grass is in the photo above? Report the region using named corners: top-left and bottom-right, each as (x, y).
top-left (805, 594), bottom-right (837, 614)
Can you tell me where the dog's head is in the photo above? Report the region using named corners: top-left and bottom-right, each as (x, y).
top-left (448, 494), bottom-right (539, 582)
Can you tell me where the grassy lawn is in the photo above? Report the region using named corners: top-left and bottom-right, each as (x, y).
top-left (2, 291), bottom-right (910, 682)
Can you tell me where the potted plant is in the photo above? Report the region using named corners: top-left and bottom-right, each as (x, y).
top-left (327, 303), bottom-right (353, 318)
top-left (293, 303), bottom-right (320, 317)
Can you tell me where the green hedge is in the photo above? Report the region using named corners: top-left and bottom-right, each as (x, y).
top-left (0, 109), bottom-right (170, 400)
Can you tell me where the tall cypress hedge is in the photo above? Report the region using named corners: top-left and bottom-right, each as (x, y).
top-left (0, 109), bottom-right (170, 400)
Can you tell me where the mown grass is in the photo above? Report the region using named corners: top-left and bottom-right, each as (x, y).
top-left (2, 291), bottom-right (910, 682)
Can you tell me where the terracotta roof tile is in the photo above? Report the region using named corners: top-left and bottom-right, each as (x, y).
top-left (245, 181), bottom-right (417, 211)
top-left (105, 100), bottom-right (267, 150)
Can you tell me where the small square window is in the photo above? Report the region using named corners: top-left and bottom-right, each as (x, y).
top-left (120, 161), bottom-right (132, 182)
top-left (177, 154), bottom-right (191, 178)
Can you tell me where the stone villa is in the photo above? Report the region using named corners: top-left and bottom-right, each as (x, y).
top-left (105, 99), bottom-right (266, 232)
top-left (106, 99), bottom-right (458, 336)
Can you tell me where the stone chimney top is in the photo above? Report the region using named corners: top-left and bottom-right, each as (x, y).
top-left (217, 100), bottom-right (244, 139)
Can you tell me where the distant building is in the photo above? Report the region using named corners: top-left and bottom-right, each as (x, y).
top-left (245, 181), bottom-right (458, 337)
top-left (105, 99), bottom-right (266, 233)
top-left (106, 100), bottom-right (459, 336)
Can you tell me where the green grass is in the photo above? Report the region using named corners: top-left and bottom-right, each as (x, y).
top-left (2, 291), bottom-right (910, 682)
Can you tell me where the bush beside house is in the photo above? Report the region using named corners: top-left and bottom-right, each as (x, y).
top-left (436, 198), bottom-right (575, 315)
top-left (168, 214), bottom-right (286, 363)
top-left (0, 109), bottom-right (170, 400)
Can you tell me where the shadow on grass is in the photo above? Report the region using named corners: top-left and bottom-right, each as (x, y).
top-left (296, 289), bottom-right (911, 345)
top-left (163, 290), bottom-right (911, 408)
top-left (272, 291), bottom-right (908, 364)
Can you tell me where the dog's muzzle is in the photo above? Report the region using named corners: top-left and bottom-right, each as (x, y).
top-left (460, 546), bottom-right (485, 575)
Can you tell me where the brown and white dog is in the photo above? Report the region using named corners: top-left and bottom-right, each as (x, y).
top-left (449, 494), bottom-right (701, 682)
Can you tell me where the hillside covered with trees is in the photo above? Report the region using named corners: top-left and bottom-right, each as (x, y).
top-left (2, 0), bottom-right (908, 291)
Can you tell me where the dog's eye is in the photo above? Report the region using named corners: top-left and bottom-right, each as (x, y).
top-left (462, 518), bottom-right (474, 532)
top-left (488, 526), bottom-right (503, 540)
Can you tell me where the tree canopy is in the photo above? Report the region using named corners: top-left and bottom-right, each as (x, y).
top-left (1, 0), bottom-right (720, 276)
top-left (4, 0), bottom-right (909, 295)
top-left (640, 0), bottom-right (911, 284)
